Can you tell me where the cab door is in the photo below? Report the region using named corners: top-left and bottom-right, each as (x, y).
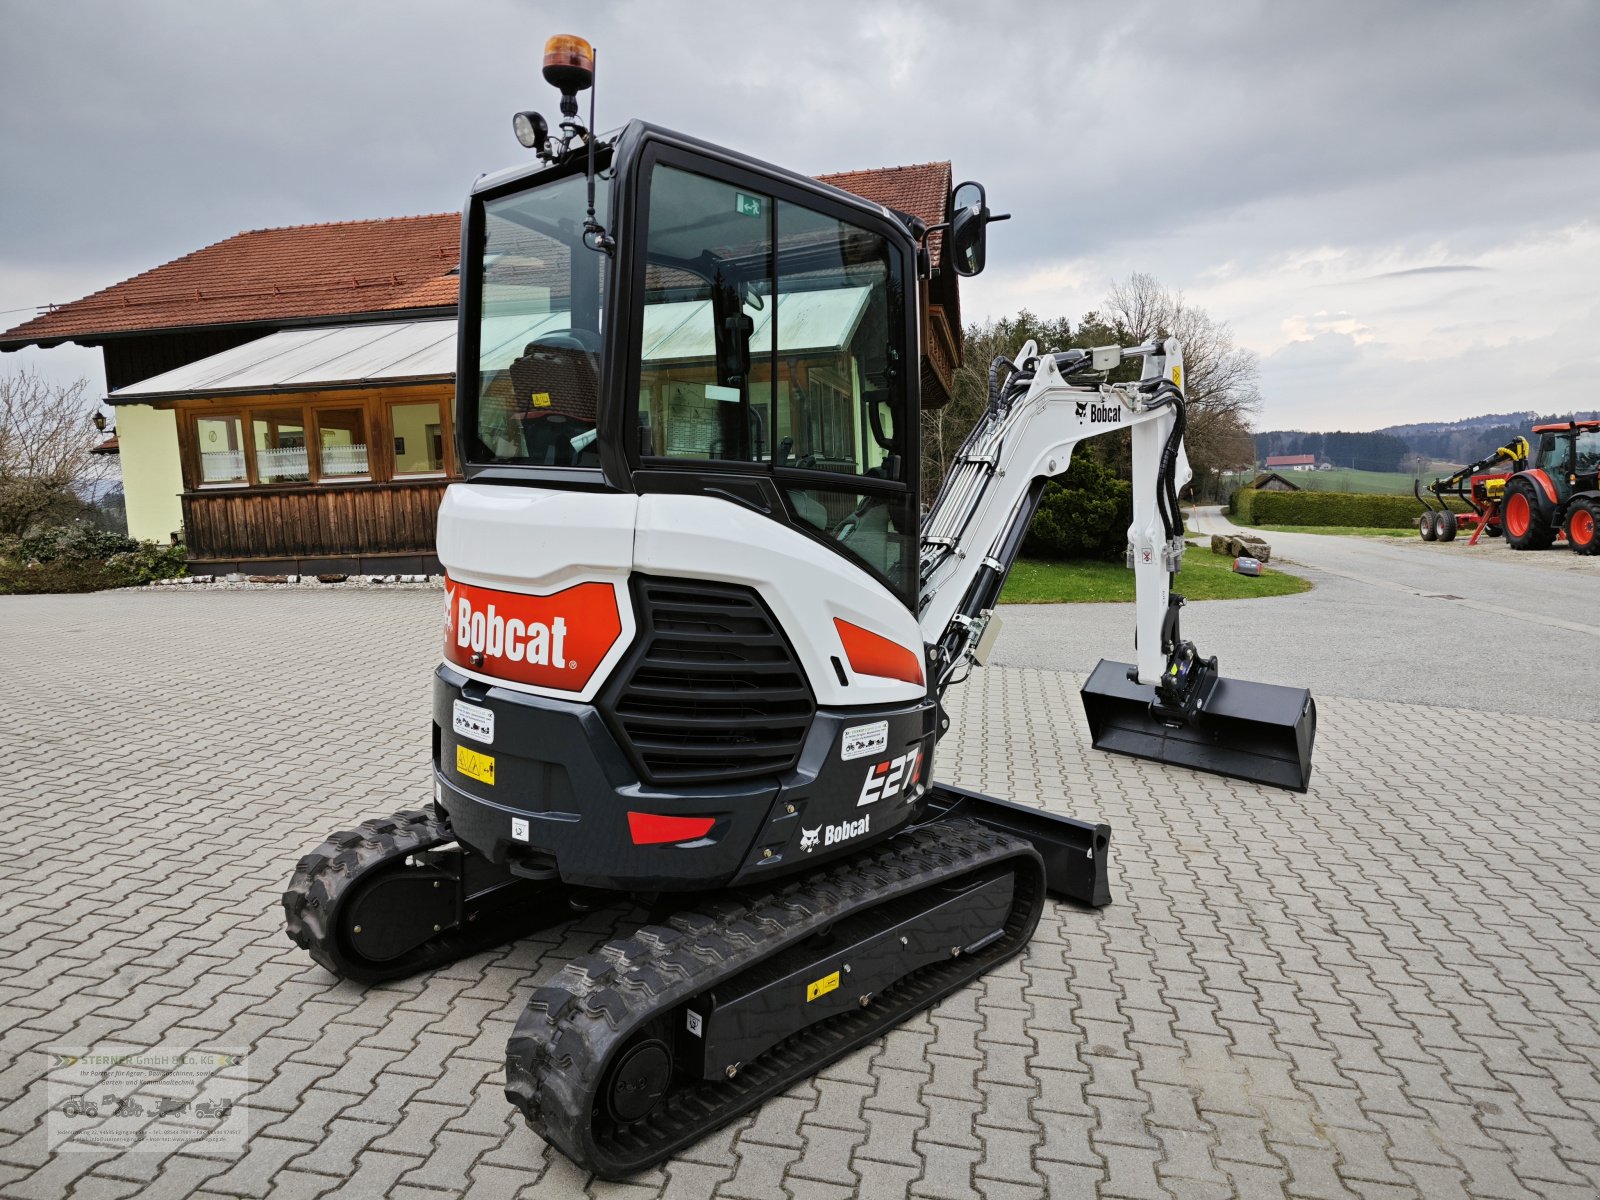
top-left (614, 133), bottom-right (922, 609)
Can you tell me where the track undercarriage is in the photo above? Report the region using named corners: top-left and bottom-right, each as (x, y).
top-left (285, 790), bottom-right (1104, 1178)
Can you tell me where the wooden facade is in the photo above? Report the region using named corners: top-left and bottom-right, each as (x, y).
top-left (165, 382), bottom-right (458, 573)
top-left (182, 480), bottom-right (449, 571)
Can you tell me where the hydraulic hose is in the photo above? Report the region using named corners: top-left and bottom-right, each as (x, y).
top-left (1138, 379), bottom-right (1186, 543)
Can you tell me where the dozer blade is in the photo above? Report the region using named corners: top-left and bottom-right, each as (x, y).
top-left (1080, 659), bottom-right (1316, 792)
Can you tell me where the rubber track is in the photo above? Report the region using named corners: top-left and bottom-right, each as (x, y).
top-left (505, 817), bottom-right (1045, 1178)
top-left (283, 808), bottom-right (532, 984)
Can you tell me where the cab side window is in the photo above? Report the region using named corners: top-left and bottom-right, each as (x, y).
top-left (636, 160), bottom-right (914, 602)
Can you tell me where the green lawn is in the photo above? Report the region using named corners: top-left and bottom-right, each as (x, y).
top-left (1246, 523), bottom-right (1416, 539)
top-left (1000, 549), bottom-right (1311, 604)
top-left (1225, 467), bottom-right (1426, 495)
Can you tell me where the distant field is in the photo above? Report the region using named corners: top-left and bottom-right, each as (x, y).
top-left (1228, 467), bottom-right (1441, 495)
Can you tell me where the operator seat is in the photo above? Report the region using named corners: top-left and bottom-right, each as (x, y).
top-left (507, 333), bottom-right (600, 466)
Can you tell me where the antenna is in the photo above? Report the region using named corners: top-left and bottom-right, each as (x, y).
top-left (583, 47), bottom-right (612, 253)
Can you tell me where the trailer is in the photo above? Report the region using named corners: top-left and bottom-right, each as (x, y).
top-left (1414, 437), bottom-right (1529, 544)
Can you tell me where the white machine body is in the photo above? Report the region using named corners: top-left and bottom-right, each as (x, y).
top-left (439, 486), bottom-right (926, 709)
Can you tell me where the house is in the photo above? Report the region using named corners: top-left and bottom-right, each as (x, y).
top-left (1, 163), bottom-right (962, 575)
top-left (1249, 471), bottom-right (1302, 492)
top-left (1263, 453), bottom-right (1318, 472)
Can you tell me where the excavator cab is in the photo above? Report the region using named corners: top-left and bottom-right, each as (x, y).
top-left (458, 124), bottom-right (928, 605)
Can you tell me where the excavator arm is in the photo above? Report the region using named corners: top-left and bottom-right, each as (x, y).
top-left (919, 337), bottom-right (1190, 689)
top-left (917, 337), bottom-right (1317, 791)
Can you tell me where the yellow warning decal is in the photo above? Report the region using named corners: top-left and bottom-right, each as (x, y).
top-left (456, 744), bottom-right (495, 785)
top-left (806, 970), bottom-right (840, 1002)
top-left (1171, 366), bottom-right (1183, 388)
top-left (530, 392), bottom-right (552, 408)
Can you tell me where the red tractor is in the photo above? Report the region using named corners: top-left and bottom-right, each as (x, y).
top-left (1502, 420), bottom-right (1600, 554)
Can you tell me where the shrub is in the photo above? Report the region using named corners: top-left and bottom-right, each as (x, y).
top-left (1, 521), bottom-right (186, 593)
top-left (0, 558), bottom-right (132, 595)
top-left (1025, 454), bottom-right (1132, 561)
top-left (1230, 487), bottom-right (1468, 527)
top-left (16, 522), bottom-right (139, 564)
top-left (107, 541), bottom-right (189, 585)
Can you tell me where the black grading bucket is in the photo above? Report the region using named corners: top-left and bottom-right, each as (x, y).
top-left (1080, 659), bottom-right (1317, 792)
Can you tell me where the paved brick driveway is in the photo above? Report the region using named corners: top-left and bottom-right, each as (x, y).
top-left (1, 588), bottom-right (1596, 1199)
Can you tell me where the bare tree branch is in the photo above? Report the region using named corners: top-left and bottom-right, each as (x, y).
top-left (0, 369), bottom-right (114, 538)
top-left (1101, 272), bottom-right (1261, 482)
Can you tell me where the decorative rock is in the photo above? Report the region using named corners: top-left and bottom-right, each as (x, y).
top-left (248, 574), bottom-right (291, 584)
top-left (317, 573), bottom-right (348, 583)
top-left (1210, 534), bottom-right (1232, 554)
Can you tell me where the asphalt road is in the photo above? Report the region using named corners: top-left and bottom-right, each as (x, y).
top-left (991, 506), bottom-right (1599, 720)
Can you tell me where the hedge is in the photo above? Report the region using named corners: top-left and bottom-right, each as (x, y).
top-left (1230, 487), bottom-right (1470, 528)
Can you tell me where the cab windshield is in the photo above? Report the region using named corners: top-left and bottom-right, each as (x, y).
top-left (468, 163), bottom-right (609, 468)
top-left (1575, 430), bottom-right (1600, 473)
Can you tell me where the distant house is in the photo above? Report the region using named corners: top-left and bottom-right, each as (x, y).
top-left (1250, 471), bottom-right (1302, 492)
top-left (1316, 461), bottom-right (1334, 470)
top-left (1, 163), bottom-right (963, 574)
top-left (1264, 453), bottom-right (1317, 472)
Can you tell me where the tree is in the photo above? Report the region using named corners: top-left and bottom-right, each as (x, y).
top-left (922, 310), bottom-right (1077, 503)
top-left (1100, 272), bottom-right (1262, 482)
top-left (0, 370), bottom-right (115, 539)
top-left (920, 279), bottom-right (1262, 543)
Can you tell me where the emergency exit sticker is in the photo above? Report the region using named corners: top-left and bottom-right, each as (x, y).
top-left (735, 192), bottom-right (763, 218)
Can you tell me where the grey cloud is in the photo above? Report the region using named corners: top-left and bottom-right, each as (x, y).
top-left (3, 0), bottom-right (1597, 424)
top-left (1370, 266), bottom-right (1493, 280)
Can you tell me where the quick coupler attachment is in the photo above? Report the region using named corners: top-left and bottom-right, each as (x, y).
top-left (1080, 658), bottom-right (1317, 792)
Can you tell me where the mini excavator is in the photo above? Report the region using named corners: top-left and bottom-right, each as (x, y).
top-left (285, 36), bottom-right (1316, 1178)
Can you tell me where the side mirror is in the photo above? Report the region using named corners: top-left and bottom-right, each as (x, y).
top-left (946, 181), bottom-right (1008, 277)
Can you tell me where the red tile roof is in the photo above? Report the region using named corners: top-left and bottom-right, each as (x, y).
top-left (1, 162), bottom-right (952, 349)
top-left (817, 161), bottom-right (952, 267)
top-left (1, 214), bottom-right (462, 348)
top-left (1264, 454), bottom-right (1318, 467)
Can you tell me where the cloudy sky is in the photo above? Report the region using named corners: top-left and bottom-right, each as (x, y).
top-left (3, 0), bottom-right (1597, 430)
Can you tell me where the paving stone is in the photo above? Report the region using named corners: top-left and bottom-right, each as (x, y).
top-left (2, 594), bottom-right (1597, 1200)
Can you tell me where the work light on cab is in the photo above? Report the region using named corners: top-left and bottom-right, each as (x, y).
top-left (512, 110), bottom-right (548, 151)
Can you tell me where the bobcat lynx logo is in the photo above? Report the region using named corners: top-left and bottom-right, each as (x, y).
top-left (799, 816), bottom-right (872, 854)
top-left (1074, 401), bottom-right (1089, 418)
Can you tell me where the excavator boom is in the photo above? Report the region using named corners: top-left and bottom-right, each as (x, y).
top-left (919, 337), bottom-right (1317, 791)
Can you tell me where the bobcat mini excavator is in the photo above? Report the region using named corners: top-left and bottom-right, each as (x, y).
top-left (285, 36), bottom-right (1316, 1178)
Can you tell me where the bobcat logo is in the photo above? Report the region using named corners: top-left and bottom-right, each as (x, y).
top-left (1075, 401), bottom-right (1089, 418)
top-left (800, 826), bottom-right (821, 853)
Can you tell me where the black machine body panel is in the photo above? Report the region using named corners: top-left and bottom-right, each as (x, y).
top-left (433, 663), bottom-right (938, 892)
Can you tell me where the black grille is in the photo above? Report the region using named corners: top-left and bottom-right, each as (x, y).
top-left (605, 577), bottom-right (816, 784)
